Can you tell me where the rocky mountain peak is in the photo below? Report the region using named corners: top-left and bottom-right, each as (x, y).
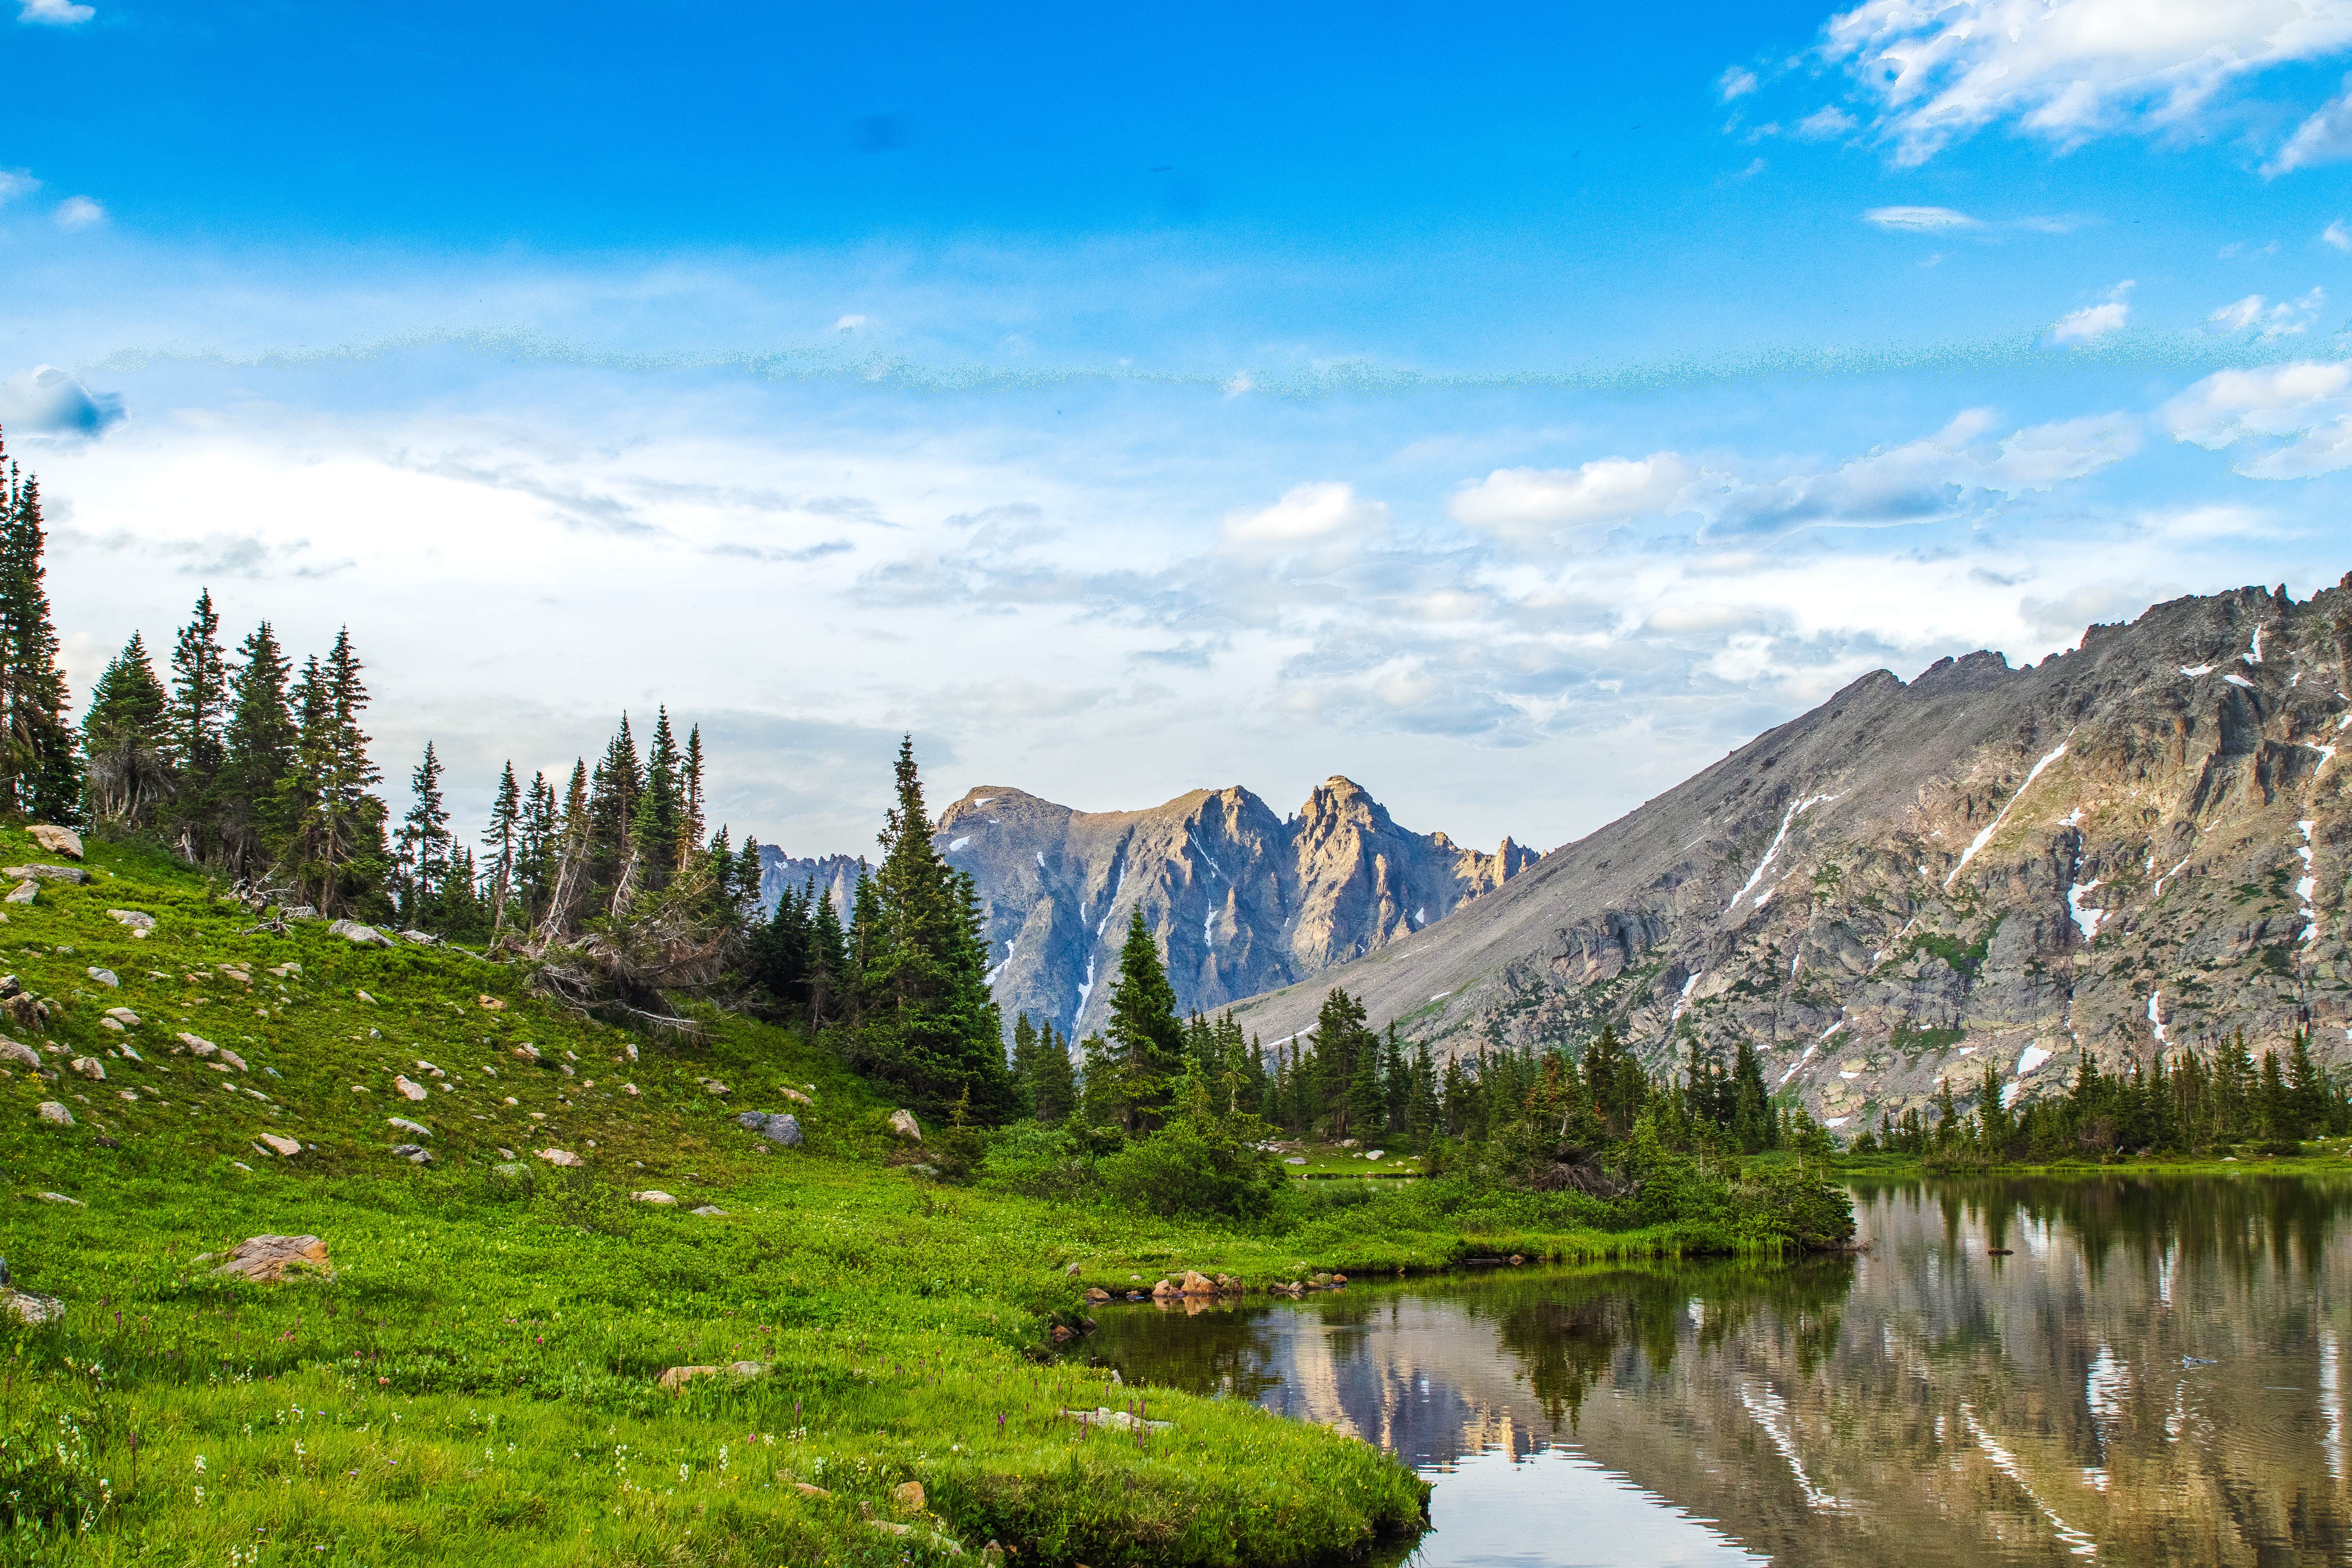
top-left (1229, 576), bottom-right (2352, 1138)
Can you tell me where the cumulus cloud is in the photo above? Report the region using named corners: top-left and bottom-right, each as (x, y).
top-left (1449, 454), bottom-right (1697, 542)
top-left (1863, 204), bottom-right (1979, 232)
top-left (2270, 73), bottom-right (2352, 174)
top-left (1719, 66), bottom-right (1761, 101)
top-left (0, 365), bottom-right (124, 439)
top-left (2047, 280), bottom-right (2133, 345)
top-left (18, 0), bottom-right (93, 22)
top-left (1221, 481), bottom-right (1391, 553)
top-left (2161, 359), bottom-right (2352, 478)
top-left (53, 196), bottom-right (103, 230)
top-left (2327, 218), bottom-right (2352, 251)
top-left (2209, 287), bottom-right (2325, 337)
top-left (1822, 0), bottom-right (2352, 165)
top-left (0, 170), bottom-right (38, 205)
top-left (833, 314), bottom-right (866, 331)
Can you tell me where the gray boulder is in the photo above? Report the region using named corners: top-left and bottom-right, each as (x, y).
top-left (329, 919), bottom-right (395, 948)
top-left (2, 864), bottom-right (89, 885)
top-left (735, 1110), bottom-right (804, 1147)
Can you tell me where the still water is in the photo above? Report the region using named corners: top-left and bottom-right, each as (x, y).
top-left (1090, 1176), bottom-right (2352, 1567)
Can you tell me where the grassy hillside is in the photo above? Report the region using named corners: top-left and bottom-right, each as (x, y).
top-left (0, 830), bottom-right (1779, 1566)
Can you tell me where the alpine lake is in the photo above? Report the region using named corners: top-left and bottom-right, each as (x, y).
top-left (1089, 1173), bottom-right (2352, 1567)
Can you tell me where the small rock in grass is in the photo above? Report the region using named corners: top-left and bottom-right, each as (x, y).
top-left (354, 989), bottom-right (377, 1004)
top-left (179, 1033), bottom-right (218, 1057)
top-left (0, 1039), bottom-right (37, 1070)
top-left (735, 1110), bottom-right (804, 1147)
top-left (3, 882), bottom-right (33, 906)
top-left (2, 1285), bottom-right (63, 1325)
top-left (889, 1108), bottom-right (922, 1142)
top-left (690, 1205), bottom-right (727, 1217)
top-left (106, 910), bottom-right (155, 931)
top-left (5, 864), bottom-right (88, 885)
top-left (512, 1043), bottom-right (541, 1064)
top-left (393, 1075), bottom-right (428, 1102)
top-left (699, 1078), bottom-right (730, 1096)
top-left (476, 994), bottom-right (505, 1010)
top-left (68, 1057), bottom-right (104, 1080)
top-left (255, 1133), bottom-right (302, 1158)
top-left (631, 1190), bottom-right (678, 1204)
top-left (104, 1007), bottom-right (138, 1026)
top-left (26, 825), bottom-right (82, 859)
top-left (778, 1086), bottom-right (812, 1105)
top-left (386, 1117), bottom-right (431, 1138)
top-left (36, 1101), bottom-right (73, 1126)
top-left (390, 1144), bottom-right (432, 1163)
top-left (86, 968), bottom-right (118, 989)
top-left (328, 920), bottom-right (394, 948)
top-left (1284, 1156), bottom-right (1307, 1165)
top-left (893, 1480), bottom-right (926, 1514)
top-left (623, 1082), bottom-right (639, 1096)
top-left (99, 1017), bottom-right (124, 1033)
top-left (537, 1148), bottom-right (581, 1167)
top-left (216, 1048), bottom-right (248, 1072)
top-left (655, 1361), bottom-right (765, 1391)
top-left (214, 1234), bottom-right (333, 1281)
top-left (229, 1162), bottom-right (252, 1173)
top-left (36, 1191), bottom-right (84, 1205)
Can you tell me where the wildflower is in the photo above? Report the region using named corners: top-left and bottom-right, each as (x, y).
top-left (193, 1456), bottom-right (207, 1473)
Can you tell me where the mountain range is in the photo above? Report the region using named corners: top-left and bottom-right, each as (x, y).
top-left (1224, 579), bottom-right (2352, 1132)
top-left (761, 779), bottom-right (1538, 1043)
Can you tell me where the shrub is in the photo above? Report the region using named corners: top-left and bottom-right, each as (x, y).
top-left (1099, 1117), bottom-right (1282, 1222)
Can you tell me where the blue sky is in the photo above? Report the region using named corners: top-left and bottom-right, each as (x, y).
top-left (9, 0), bottom-right (2352, 855)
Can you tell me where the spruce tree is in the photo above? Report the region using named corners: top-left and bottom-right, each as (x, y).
top-left (516, 770), bottom-right (556, 922)
top-left (1010, 1012), bottom-right (1042, 1120)
top-left (1033, 1019), bottom-right (1078, 1122)
top-left (681, 724), bottom-right (705, 870)
top-left (484, 761), bottom-right (521, 938)
top-left (634, 707), bottom-right (684, 889)
top-left (1104, 908), bottom-right (1184, 1132)
top-left (292, 630), bottom-right (388, 922)
top-left (164, 589), bottom-right (229, 859)
top-left (851, 739), bottom-right (1013, 1120)
top-left (393, 742), bottom-right (452, 926)
top-left (218, 623), bottom-right (297, 876)
top-left (82, 633), bottom-right (171, 826)
top-left (0, 451), bottom-right (79, 821)
top-left (587, 716), bottom-right (643, 906)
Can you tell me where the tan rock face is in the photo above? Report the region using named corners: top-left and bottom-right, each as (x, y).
top-left (215, 1234), bottom-right (332, 1281)
top-left (1232, 581), bottom-right (2352, 1131)
top-left (26, 825), bottom-right (82, 859)
top-left (889, 776), bottom-right (1538, 1045)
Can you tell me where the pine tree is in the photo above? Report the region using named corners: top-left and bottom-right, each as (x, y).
top-left (285, 630), bottom-right (386, 915)
top-left (393, 742), bottom-right (452, 926)
top-left (484, 761), bottom-right (521, 939)
top-left (1345, 1032), bottom-right (1385, 1141)
top-left (218, 624), bottom-right (297, 876)
top-left (1104, 908), bottom-right (1184, 1133)
top-left (82, 633), bottom-right (171, 826)
top-left (1010, 1012), bottom-right (1042, 1120)
top-left (517, 770), bottom-right (557, 922)
top-left (681, 724), bottom-right (705, 870)
top-left (851, 739), bottom-right (1014, 1120)
top-left (1033, 1018), bottom-right (1078, 1122)
top-left (587, 716), bottom-right (643, 908)
top-left (634, 707), bottom-right (684, 889)
top-left (164, 589), bottom-right (229, 859)
top-left (0, 450), bottom-right (79, 821)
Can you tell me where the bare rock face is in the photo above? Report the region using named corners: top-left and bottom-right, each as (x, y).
top-left (1231, 579), bottom-right (2352, 1134)
top-left (26, 825), bottom-right (81, 859)
top-left (799, 777), bottom-right (1534, 1045)
top-left (215, 1234), bottom-right (334, 1282)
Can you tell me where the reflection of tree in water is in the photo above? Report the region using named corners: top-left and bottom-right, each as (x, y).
top-left (1087, 1301), bottom-right (1285, 1404)
top-left (1472, 1262), bottom-right (1856, 1433)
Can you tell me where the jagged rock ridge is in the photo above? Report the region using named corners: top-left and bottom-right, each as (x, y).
top-left (1229, 579), bottom-right (2352, 1135)
top-left (930, 778), bottom-right (1535, 1043)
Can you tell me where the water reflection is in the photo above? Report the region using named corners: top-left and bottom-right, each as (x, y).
top-left (1091, 1174), bottom-right (2352, 1567)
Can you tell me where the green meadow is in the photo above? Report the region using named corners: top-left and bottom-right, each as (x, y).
top-left (2, 828), bottom-right (1811, 1566)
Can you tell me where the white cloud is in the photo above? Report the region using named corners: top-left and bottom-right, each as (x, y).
top-left (1863, 205), bottom-right (1979, 232)
top-left (2047, 280), bottom-right (2133, 345)
top-left (1823, 0), bottom-right (2352, 166)
top-left (18, 0), bottom-right (93, 22)
top-left (1719, 66), bottom-right (1761, 101)
top-left (1221, 481), bottom-right (1391, 552)
top-left (2270, 72), bottom-right (2352, 174)
top-left (1698, 408), bottom-right (2138, 537)
top-left (0, 170), bottom-right (39, 205)
top-left (0, 365), bottom-right (124, 439)
top-left (53, 196), bottom-right (104, 230)
top-left (1449, 454), bottom-right (1697, 542)
top-left (833, 314), bottom-right (866, 331)
top-left (2161, 358), bottom-right (2352, 478)
top-left (2326, 218), bottom-right (2352, 251)
top-left (1794, 105), bottom-right (1860, 139)
top-left (2209, 286), bottom-right (2325, 337)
